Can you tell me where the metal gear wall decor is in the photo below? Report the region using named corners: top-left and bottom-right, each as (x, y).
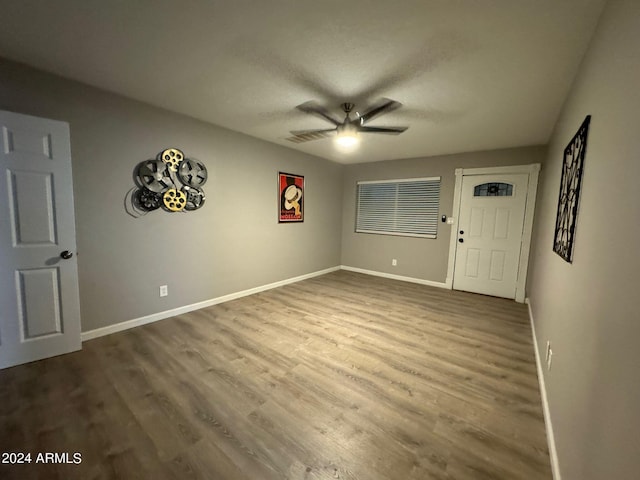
top-left (128, 148), bottom-right (207, 217)
top-left (553, 115), bottom-right (591, 263)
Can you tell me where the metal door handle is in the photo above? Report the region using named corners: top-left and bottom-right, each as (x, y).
top-left (60, 250), bottom-right (73, 260)
top-left (458, 238), bottom-right (464, 243)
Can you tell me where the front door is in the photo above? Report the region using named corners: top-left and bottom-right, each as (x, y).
top-left (0, 110), bottom-right (81, 369)
top-left (453, 173), bottom-right (529, 299)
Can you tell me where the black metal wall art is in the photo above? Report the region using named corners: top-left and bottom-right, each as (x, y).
top-left (127, 148), bottom-right (207, 217)
top-left (553, 115), bottom-right (591, 263)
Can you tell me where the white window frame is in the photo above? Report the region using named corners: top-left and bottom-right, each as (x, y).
top-left (356, 176), bottom-right (441, 239)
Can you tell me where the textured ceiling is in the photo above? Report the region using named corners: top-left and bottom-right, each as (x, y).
top-left (0, 0), bottom-right (606, 164)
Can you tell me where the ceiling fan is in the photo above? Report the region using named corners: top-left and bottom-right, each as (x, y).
top-left (287, 98), bottom-right (409, 146)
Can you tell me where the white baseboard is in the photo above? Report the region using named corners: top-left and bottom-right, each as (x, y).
top-left (81, 266), bottom-right (341, 342)
top-left (340, 265), bottom-right (449, 289)
top-left (526, 298), bottom-right (562, 480)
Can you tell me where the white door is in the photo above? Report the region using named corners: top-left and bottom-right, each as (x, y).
top-left (453, 173), bottom-right (529, 299)
top-left (0, 110), bottom-right (81, 369)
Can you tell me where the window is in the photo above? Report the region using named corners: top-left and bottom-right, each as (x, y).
top-left (474, 182), bottom-right (513, 197)
top-left (356, 177), bottom-right (440, 238)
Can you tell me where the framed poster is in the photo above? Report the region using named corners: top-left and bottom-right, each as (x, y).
top-left (278, 172), bottom-right (304, 223)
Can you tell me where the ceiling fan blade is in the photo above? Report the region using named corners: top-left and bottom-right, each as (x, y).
top-left (358, 126), bottom-right (408, 135)
top-left (286, 128), bottom-right (336, 143)
top-left (357, 99), bottom-right (403, 125)
top-left (296, 101), bottom-right (341, 126)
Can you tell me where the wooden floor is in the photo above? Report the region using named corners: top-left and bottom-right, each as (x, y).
top-left (0, 271), bottom-right (551, 479)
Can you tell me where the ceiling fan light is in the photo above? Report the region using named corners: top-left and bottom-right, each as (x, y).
top-left (335, 132), bottom-right (359, 148)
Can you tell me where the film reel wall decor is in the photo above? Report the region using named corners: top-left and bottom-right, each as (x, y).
top-left (128, 148), bottom-right (207, 216)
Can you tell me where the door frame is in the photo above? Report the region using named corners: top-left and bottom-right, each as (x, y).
top-left (445, 164), bottom-right (541, 303)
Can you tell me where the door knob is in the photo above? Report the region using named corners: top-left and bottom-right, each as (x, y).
top-left (60, 250), bottom-right (73, 260)
top-left (458, 238), bottom-right (464, 243)
top-left (459, 230), bottom-right (464, 235)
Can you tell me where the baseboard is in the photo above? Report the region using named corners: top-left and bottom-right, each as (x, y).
top-left (526, 298), bottom-right (562, 480)
top-left (340, 265), bottom-right (449, 289)
top-left (81, 266), bottom-right (341, 342)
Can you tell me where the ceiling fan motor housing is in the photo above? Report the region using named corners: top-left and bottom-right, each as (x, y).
top-left (337, 121), bottom-right (358, 136)
top-left (338, 103), bottom-right (358, 135)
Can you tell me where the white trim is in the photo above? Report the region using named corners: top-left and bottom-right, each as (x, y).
top-left (357, 176), bottom-right (441, 185)
top-left (340, 265), bottom-right (449, 289)
top-left (81, 266), bottom-right (341, 341)
top-left (448, 164), bottom-right (540, 303)
top-left (526, 298), bottom-right (562, 480)
top-left (446, 168), bottom-right (464, 289)
top-left (456, 164), bottom-right (538, 176)
top-left (515, 164), bottom-right (540, 302)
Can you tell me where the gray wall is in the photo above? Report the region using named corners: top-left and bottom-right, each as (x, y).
top-left (527, 0), bottom-right (640, 478)
top-left (341, 147), bottom-right (545, 283)
top-left (0, 58), bottom-right (343, 332)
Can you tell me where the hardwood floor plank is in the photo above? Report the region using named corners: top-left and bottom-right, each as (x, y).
top-left (0, 270), bottom-right (551, 479)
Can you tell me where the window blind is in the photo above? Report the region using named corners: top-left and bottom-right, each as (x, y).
top-left (356, 177), bottom-right (440, 238)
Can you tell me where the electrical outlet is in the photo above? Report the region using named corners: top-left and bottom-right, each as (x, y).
top-left (159, 285), bottom-right (168, 297)
top-left (392, 259), bottom-right (397, 266)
